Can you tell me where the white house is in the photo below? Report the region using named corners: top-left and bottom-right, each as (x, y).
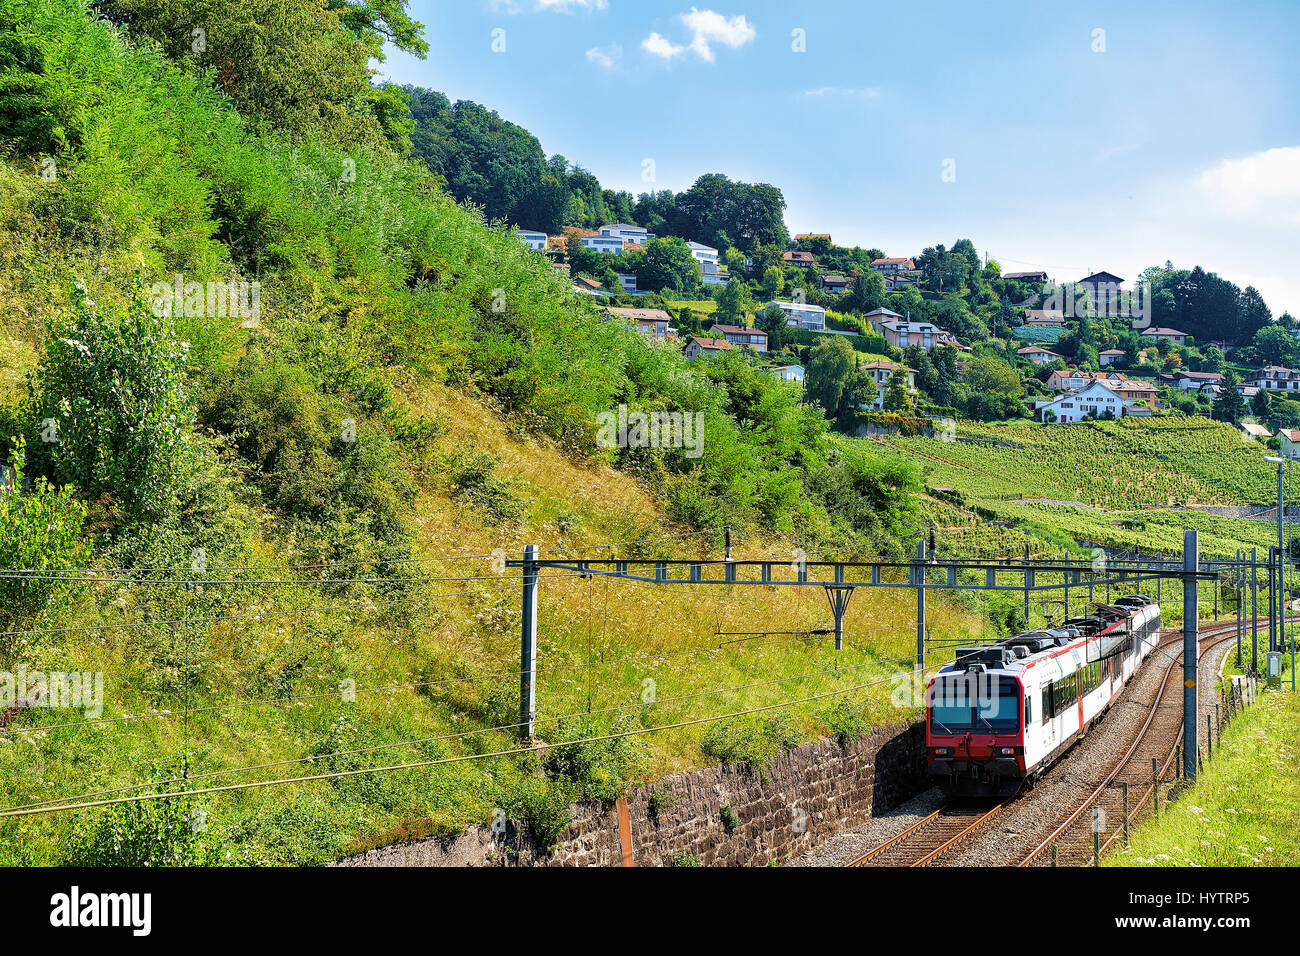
top-left (700, 258), bottom-right (729, 286)
top-left (1247, 366), bottom-right (1300, 392)
top-left (582, 235), bottom-right (627, 255)
top-left (766, 299), bottom-right (826, 332)
top-left (687, 241), bottom-right (719, 267)
top-left (1017, 345), bottom-right (1061, 365)
top-left (771, 365), bottom-right (805, 383)
top-left (861, 360), bottom-right (915, 410)
top-left (515, 229), bottom-right (548, 251)
top-left (1141, 327), bottom-right (1189, 346)
top-left (1170, 370), bottom-right (1223, 391)
top-left (597, 223), bottom-right (655, 245)
top-left (1281, 429), bottom-right (1300, 460)
top-left (1099, 349), bottom-right (1125, 367)
top-left (712, 324), bottom-right (768, 352)
top-left (616, 273), bottom-right (640, 294)
top-left (1035, 380), bottom-right (1132, 423)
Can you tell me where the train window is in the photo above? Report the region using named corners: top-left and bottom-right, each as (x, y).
top-left (930, 676), bottom-right (1021, 734)
top-left (1025, 694), bottom-right (1033, 726)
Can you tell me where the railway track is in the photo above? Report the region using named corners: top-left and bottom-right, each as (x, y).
top-left (1016, 617), bottom-right (1259, 866)
top-left (844, 801), bottom-right (1004, 867)
top-left (844, 617), bottom-right (1267, 868)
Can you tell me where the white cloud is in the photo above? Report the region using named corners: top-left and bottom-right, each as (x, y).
top-left (490, 0), bottom-right (608, 12)
top-left (586, 43), bottom-right (622, 69)
top-left (642, 8), bottom-right (757, 63)
top-left (804, 86), bottom-right (880, 100)
top-left (642, 31), bottom-right (687, 60)
top-left (1198, 146), bottom-right (1300, 220)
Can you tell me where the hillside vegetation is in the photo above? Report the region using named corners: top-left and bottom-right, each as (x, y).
top-left (0, 0), bottom-right (988, 864)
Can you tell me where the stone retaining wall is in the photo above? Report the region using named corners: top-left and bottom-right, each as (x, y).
top-left (334, 721), bottom-right (927, 868)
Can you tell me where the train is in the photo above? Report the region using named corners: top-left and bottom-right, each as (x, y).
top-left (926, 595), bottom-right (1162, 797)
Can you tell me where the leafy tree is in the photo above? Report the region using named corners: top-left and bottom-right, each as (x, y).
top-left (32, 281), bottom-right (199, 524)
top-left (1211, 371), bottom-right (1245, 424)
top-left (882, 368), bottom-right (913, 412)
top-left (804, 337), bottom-right (856, 417)
top-left (1252, 324), bottom-right (1297, 367)
top-left (715, 277), bottom-right (751, 324)
top-left (637, 237), bottom-right (702, 294)
top-left (761, 265), bottom-right (784, 299)
top-left (103, 0), bottom-right (426, 152)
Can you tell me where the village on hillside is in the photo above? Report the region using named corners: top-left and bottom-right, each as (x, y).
top-left (515, 225), bottom-right (1299, 449)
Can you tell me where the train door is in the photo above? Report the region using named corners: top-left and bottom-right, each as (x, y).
top-left (1043, 670), bottom-right (1059, 755)
top-left (1075, 670), bottom-right (1084, 729)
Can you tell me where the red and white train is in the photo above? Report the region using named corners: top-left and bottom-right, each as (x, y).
top-left (926, 595), bottom-right (1161, 796)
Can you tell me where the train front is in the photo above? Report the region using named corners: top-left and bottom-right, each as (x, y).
top-left (926, 650), bottom-right (1026, 797)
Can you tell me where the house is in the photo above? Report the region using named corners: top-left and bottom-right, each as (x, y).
top-left (1035, 380), bottom-right (1133, 423)
top-left (573, 275), bottom-right (607, 296)
top-left (1141, 327), bottom-right (1190, 346)
top-left (684, 336), bottom-right (733, 361)
top-left (877, 319), bottom-right (962, 352)
top-left (884, 274), bottom-right (917, 290)
top-left (581, 235), bottom-right (628, 255)
top-left (607, 307), bottom-right (671, 341)
top-left (771, 364), bottom-right (805, 383)
top-left (766, 300), bottom-right (826, 332)
top-left (870, 257), bottom-right (916, 274)
top-left (863, 307), bottom-right (903, 330)
top-left (1099, 348), bottom-right (1126, 367)
top-left (1017, 345), bottom-right (1061, 365)
top-left (1110, 380), bottom-right (1158, 407)
top-left (1023, 309), bottom-right (1065, 326)
top-left (597, 223), bottom-right (655, 245)
top-left (687, 241), bottom-right (719, 267)
top-left (711, 324), bottom-right (768, 352)
top-left (822, 274), bottom-right (851, 295)
top-left (616, 273), bottom-right (640, 294)
top-left (861, 360), bottom-right (915, 410)
top-left (1044, 369), bottom-right (1126, 392)
top-left (1241, 423), bottom-right (1273, 442)
top-left (783, 250), bottom-right (816, 266)
top-left (1003, 270), bottom-right (1049, 284)
top-left (1247, 366), bottom-right (1300, 392)
top-left (1077, 271), bottom-right (1125, 315)
top-left (515, 229), bottom-right (548, 251)
top-left (1280, 429), bottom-right (1300, 460)
top-left (1170, 370), bottom-right (1222, 390)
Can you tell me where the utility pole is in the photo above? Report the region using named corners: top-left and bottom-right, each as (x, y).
top-left (519, 544), bottom-right (539, 740)
top-left (916, 538), bottom-right (927, 672)
top-left (1236, 549), bottom-right (1243, 669)
top-left (1252, 547), bottom-right (1259, 676)
top-left (1023, 543), bottom-right (1031, 627)
top-left (1183, 529), bottom-right (1199, 781)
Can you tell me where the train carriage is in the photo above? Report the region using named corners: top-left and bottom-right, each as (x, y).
top-left (926, 595), bottom-right (1161, 796)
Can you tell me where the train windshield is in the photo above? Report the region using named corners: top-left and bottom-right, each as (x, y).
top-left (930, 675), bottom-right (1021, 735)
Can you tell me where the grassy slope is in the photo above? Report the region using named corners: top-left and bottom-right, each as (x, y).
top-left (1106, 689), bottom-right (1300, 867)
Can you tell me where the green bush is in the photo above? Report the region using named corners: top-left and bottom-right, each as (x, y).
top-left (31, 280), bottom-right (199, 524)
top-left (543, 714), bottom-right (649, 804)
top-left (701, 715), bottom-right (801, 780)
top-left (503, 774), bottom-right (573, 851)
top-left (819, 698), bottom-right (870, 747)
top-left (0, 438), bottom-right (88, 646)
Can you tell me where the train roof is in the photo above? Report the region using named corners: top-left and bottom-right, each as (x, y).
top-left (939, 597), bottom-right (1158, 678)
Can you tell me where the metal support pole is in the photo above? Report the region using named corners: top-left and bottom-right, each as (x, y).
top-left (1270, 546), bottom-right (1278, 653)
top-left (1122, 782), bottom-right (1130, 845)
top-left (1207, 713), bottom-right (1213, 760)
top-left (1023, 543), bottom-right (1030, 626)
top-left (1152, 757), bottom-right (1160, 818)
top-left (825, 586), bottom-right (854, 654)
top-left (1064, 550), bottom-right (1070, 617)
top-left (917, 539), bottom-right (927, 670)
top-left (519, 543), bottom-right (539, 740)
top-left (1183, 529), bottom-right (1199, 781)
top-left (1252, 547), bottom-right (1259, 675)
top-left (1236, 550), bottom-right (1243, 669)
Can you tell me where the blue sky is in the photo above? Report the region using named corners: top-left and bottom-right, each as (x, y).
top-left (376, 1), bottom-right (1300, 314)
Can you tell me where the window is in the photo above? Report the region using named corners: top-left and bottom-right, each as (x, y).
top-left (1025, 694), bottom-right (1033, 726)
